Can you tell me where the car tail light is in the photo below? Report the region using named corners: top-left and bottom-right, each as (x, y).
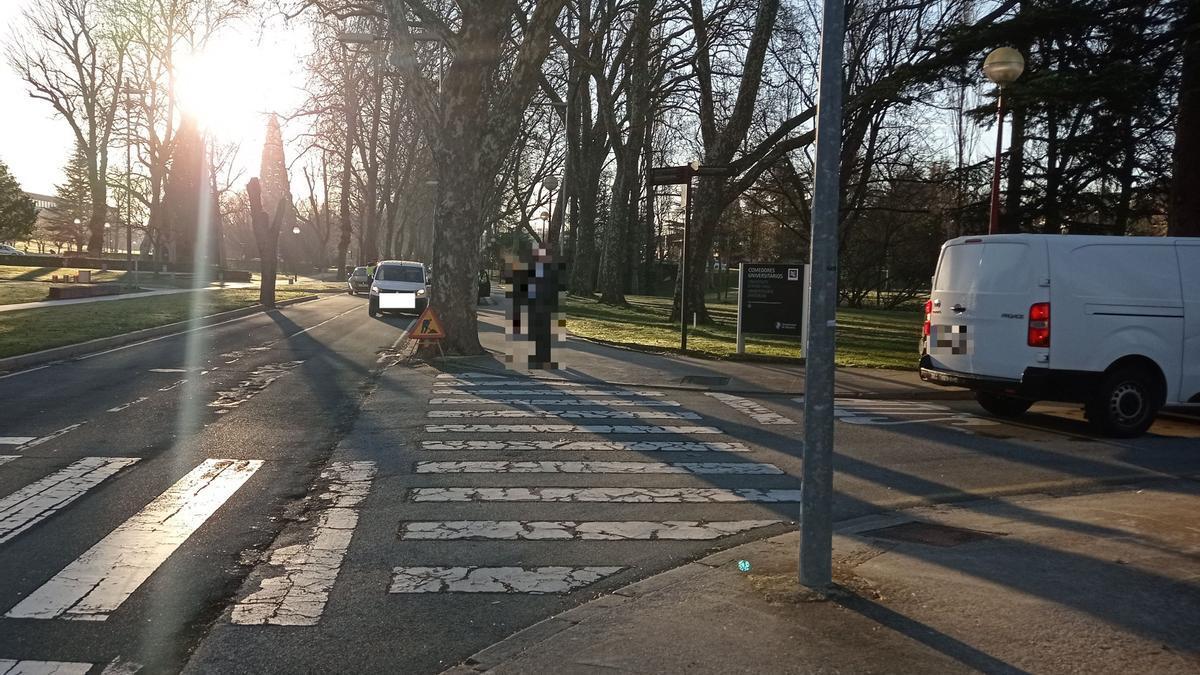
top-left (1028, 302), bottom-right (1050, 347)
top-left (922, 300), bottom-right (932, 337)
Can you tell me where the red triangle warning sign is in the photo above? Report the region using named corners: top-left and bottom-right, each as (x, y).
top-left (411, 306), bottom-right (446, 340)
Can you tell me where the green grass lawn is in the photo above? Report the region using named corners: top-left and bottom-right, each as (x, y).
top-left (562, 294), bottom-right (922, 369)
top-left (0, 281), bottom-right (57, 306)
top-left (0, 265), bottom-right (129, 283)
top-left (0, 288), bottom-right (310, 359)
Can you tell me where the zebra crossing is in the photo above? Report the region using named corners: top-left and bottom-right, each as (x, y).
top-left (388, 371), bottom-right (797, 597)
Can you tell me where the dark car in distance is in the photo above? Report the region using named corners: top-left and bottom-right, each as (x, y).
top-left (347, 266), bottom-right (371, 295)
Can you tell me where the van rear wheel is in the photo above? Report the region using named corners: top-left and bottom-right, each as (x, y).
top-left (1085, 367), bottom-right (1160, 438)
top-left (976, 392), bottom-right (1033, 418)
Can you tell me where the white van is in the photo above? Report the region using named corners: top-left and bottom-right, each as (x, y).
top-left (919, 234), bottom-right (1199, 437)
top-left (368, 260), bottom-right (429, 317)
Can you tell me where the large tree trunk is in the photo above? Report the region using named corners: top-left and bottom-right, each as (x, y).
top-left (248, 178), bottom-right (281, 308)
top-left (671, 181), bottom-right (724, 324)
top-left (423, 167), bottom-right (486, 356)
top-left (1170, 0), bottom-right (1200, 236)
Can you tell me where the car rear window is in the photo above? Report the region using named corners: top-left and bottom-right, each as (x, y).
top-left (353, 267), bottom-right (367, 275)
top-left (934, 242), bottom-right (1031, 293)
top-left (377, 266), bottom-right (424, 283)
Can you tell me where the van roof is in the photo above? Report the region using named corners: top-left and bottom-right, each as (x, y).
top-left (376, 260), bottom-right (426, 267)
top-left (944, 234), bottom-right (1195, 247)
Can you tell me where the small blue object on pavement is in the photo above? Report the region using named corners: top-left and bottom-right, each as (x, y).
top-left (737, 560), bottom-right (751, 573)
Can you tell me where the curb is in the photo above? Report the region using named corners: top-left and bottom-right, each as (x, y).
top-left (567, 332), bottom-right (806, 366)
top-left (439, 475), bottom-right (1185, 675)
top-left (0, 294), bottom-right (321, 374)
top-left (431, 358), bottom-right (972, 401)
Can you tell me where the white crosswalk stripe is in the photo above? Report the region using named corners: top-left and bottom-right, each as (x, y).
top-left (419, 440), bottom-right (750, 452)
top-left (429, 398), bottom-right (681, 407)
top-left (0, 456), bottom-right (18, 467)
top-left (705, 392), bottom-right (795, 425)
top-left (230, 461), bottom-right (375, 626)
top-left (0, 659), bottom-right (92, 675)
top-left (0, 438), bottom-right (36, 446)
top-left (400, 520), bottom-right (784, 541)
top-left (6, 459), bottom-right (261, 621)
top-left (389, 566), bottom-right (625, 594)
top-left (414, 461), bottom-right (782, 474)
top-left (815, 398), bottom-right (997, 427)
top-left (434, 388), bottom-right (665, 396)
top-left (425, 424), bottom-right (722, 434)
top-left (427, 409), bottom-right (701, 420)
top-left (409, 487), bottom-right (801, 503)
top-left (0, 457), bottom-right (138, 545)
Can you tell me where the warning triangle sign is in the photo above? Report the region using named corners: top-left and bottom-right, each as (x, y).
top-left (411, 306), bottom-right (446, 340)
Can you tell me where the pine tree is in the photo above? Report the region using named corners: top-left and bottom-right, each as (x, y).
top-left (259, 114), bottom-right (295, 269)
top-left (47, 144), bottom-right (92, 251)
top-left (162, 115), bottom-right (218, 264)
top-left (0, 159), bottom-right (36, 244)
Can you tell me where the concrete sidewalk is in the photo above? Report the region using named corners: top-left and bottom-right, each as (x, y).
top-left (445, 480), bottom-right (1200, 674)
top-left (461, 304), bottom-right (964, 399)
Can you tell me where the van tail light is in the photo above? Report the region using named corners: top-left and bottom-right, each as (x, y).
top-left (923, 300), bottom-right (932, 337)
top-left (1028, 302), bottom-right (1050, 347)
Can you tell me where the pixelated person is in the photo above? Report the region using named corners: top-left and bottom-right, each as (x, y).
top-left (505, 252), bottom-right (532, 345)
top-left (528, 247), bottom-right (562, 369)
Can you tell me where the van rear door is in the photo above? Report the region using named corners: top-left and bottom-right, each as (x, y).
top-left (1178, 241), bottom-right (1200, 403)
top-left (927, 238), bottom-right (1049, 380)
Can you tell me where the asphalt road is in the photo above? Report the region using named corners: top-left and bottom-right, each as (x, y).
top-left (1, 295), bottom-right (1198, 674)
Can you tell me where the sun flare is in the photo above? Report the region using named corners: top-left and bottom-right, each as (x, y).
top-left (174, 39), bottom-right (272, 141)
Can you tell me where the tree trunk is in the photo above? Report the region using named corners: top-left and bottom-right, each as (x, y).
top-left (421, 169), bottom-right (486, 356)
top-left (1170, 0), bottom-right (1200, 236)
top-left (671, 180), bottom-right (723, 324)
top-left (336, 65), bottom-right (358, 270)
top-left (247, 178), bottom-right (280, 308)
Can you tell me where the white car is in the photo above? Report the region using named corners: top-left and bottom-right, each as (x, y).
top-left (0, 244), bottom-right (22, 255)
top-left (919, 234), bottom-right (1200, 437)
top-left (368, 260), bottom-right (429, 317)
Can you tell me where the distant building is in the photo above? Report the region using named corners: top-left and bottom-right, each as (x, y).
top-left (24, 192), bottom-right (57, 212)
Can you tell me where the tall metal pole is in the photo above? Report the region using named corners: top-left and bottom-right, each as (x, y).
top-left (680, 174), bottom-right (692, 351)
top-left (800, 0), bottom-right (847, 590)
top-left (125, 94), bottom-right (134, 285)
top-left (988, 91), bottom-right (1006, 235)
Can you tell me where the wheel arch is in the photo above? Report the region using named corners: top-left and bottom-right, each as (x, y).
top-left (1104, 355), bottom-right (1168, 406)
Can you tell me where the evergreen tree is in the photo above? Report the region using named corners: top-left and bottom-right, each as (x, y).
top-left (0, 159), bottom-right (36, 244)
top-left (47, 144), bottom-right (92, 251)
top-left (162, 115), bottom-right (218, 264)
top-left (259, 114), bottom-right (296, 269)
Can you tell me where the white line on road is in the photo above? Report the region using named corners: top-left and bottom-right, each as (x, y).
top-left (435, 373), bottom-right (508, 379)
top-left (0, 457), bottom-right (16, 467)
top-left (148, 368), bottom-right (187, 373)
top-left (107, 397), bottom-right (149, 413)
top-left (428, 398), bottom-right (681, 407)
top-left (399, 520), bottom-right (785, 541)
top-left (0, 457), bottom-right (139, 545)
top-left (231, 461), bottom-right (375, 626)
top-left (420, 440), bottom-right (750, 452)
top-left (705, 393), bottom-right (795, 425)
top-left (389, 566), bottom-right (624, 594)
top-left (6, 458), bottom-right (261, 621)
top-left (0, 659), bottom-right (92, 675)
top-left (157, 379), bottom-right (187, 392)
top-left (0, 438), bottom-right (36, 446)
top-left (434, 379), bottom-right (588, 387)
top-left (433, 388), bottom-right (666, 397)
top-left (415, 461), bottom-right (783, 475)
top-left (16, 424), bottom-right (86, 451)
top-left (425, 424), bottom-right (723, 434)
top-left (427, 410), bottom-right (701, 420)
top-left (409, 487), bottom-right (802, 503)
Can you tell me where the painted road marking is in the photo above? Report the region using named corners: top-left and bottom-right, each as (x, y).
top-left (426, 410), bottom-right (701, 420)
top-left (0, 438), bottom-right (36, 446)
top-left (389, 566), bottom-right (624, 594)
top-left (813, 398), bottom-right (997, 427)
top-left (0, 659), bottom-right (92, 674)
top-left (107, 397), bottom-right (149, 413)
top-left (400, 520), bottom-right (785, 541)
top-left (435, 373), bottom-right (508, 379)
top-left (435, 379), bottom-right (588, 387)
top-left (428, 398), bottom-right (681, 407)
top-left (231, 461), bottom-right (375, 626)
top-left (0, 458), bottom-right (139, 545)
top-left (420, 440), bottom-right (750, 452)
top-left (148, 368), bottom-right (187, 373)
top-left (434, 388), bottom-right (665, 397)
top-left (409, 487), bottom-right (802, 503)
top-left (16, 424), bottom-right (86, 450)
top-left (0, 457), bottom-right (17, 467)
top-left (157, 379), bottom-right (187, 392)
top-left (6, 459), bottom-right (261, 621)
top-left (425, 424), bottom-right (722, 434)
top-left (705, 392), bottom-right (795, 425)
top-left (415, 461), bottom-right (783, 475)
top-left (210, 361), bottom-right (304, 411)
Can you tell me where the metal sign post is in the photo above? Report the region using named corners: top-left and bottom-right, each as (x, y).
top-left (736, 262), bottom-right (745, 354)
top-left (800, 0), bottom-right (847, 591)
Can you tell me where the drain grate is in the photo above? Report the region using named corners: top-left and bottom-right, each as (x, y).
top-left (680, 375), bottom-right (730, 386)
top-left (861, 521), bottom-right (998, 548)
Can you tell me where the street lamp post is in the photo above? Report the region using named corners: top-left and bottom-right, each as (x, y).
top-left (983, 47), bottom-right (1025, 235)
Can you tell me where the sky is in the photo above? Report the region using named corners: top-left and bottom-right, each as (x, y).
top-left (0, 1), bottom-right (313, 196)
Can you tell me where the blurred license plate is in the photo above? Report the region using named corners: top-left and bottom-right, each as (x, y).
top-left (380, 293), bottom-right (416, 309)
